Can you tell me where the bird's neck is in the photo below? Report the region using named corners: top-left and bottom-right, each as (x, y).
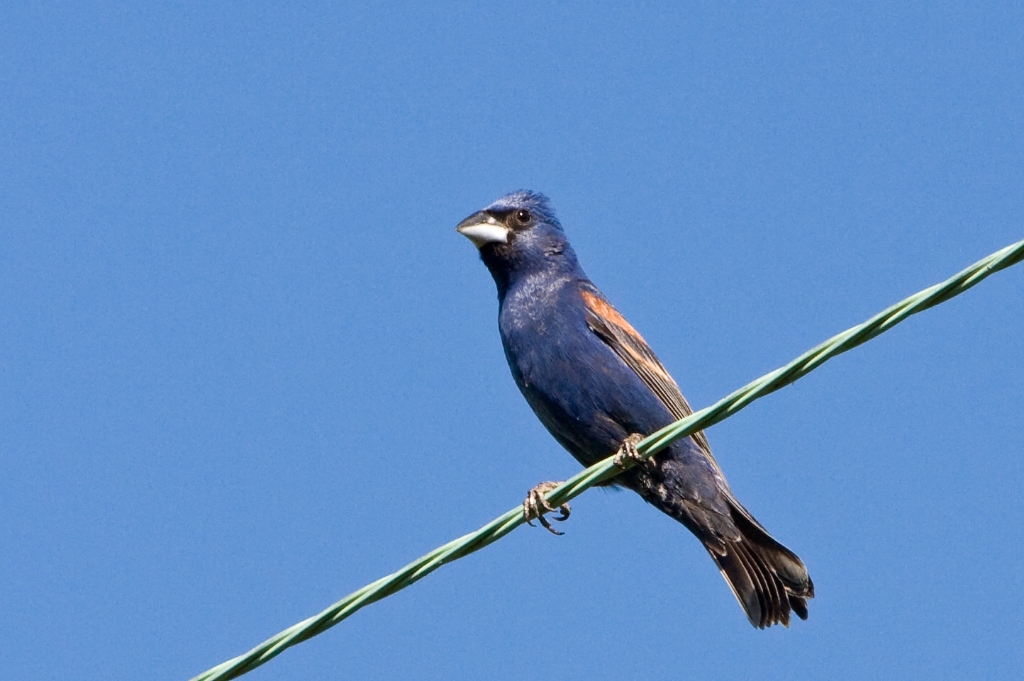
top-left (485, 247), bottom-right (582, 304)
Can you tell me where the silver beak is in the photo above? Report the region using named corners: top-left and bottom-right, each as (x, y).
top-left (456, 211), bottom-right (510, 247)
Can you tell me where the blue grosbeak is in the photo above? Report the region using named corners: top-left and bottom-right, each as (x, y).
top-left (457, 190), bottom-right (813, 628)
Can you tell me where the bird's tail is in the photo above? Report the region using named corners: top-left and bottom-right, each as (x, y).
top-left (704, 498), bottom-right (814, 629)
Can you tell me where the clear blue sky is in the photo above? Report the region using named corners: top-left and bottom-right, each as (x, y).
top-left (2, 3), bottom-right (1022, 680)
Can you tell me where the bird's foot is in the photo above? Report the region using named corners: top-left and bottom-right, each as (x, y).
top-left (613, 433), bottom-right (647, 469)
top-left (523, 481), bottom-right (570, 535)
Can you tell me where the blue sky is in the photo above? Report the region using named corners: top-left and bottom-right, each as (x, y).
top-left (2, 2), bottom-right (1022, 680)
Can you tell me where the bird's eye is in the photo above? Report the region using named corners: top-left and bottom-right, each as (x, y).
top-left (515, 209), bottom-right (531, 224)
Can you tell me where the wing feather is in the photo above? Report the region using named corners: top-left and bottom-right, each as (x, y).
top-left (580, 286), bottom-right (718, 467)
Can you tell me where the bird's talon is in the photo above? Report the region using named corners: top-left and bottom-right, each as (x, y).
top-left (523, 481), bottom-right (570, 535)
top-left (613, 433), bottom-right (647, 468)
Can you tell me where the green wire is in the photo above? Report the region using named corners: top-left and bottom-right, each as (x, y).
top-left (190, 237), bottom-right (1024, 681)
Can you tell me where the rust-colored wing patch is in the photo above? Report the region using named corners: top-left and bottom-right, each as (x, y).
top-left (580, 285), bottom-right (717, 464)
top-left (580, 290), bottom-right (645, 343)
top-left (581, 290), bottom-right (675, 386)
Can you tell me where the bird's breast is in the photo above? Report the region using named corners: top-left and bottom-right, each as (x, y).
top-left (497, 281), bottom-right (639, 463)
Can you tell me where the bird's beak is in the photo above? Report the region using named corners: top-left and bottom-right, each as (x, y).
top-left (456, 211), bottom-right (509, 247)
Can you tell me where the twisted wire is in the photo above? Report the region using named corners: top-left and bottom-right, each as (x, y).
top-left (191, 237), bottom-right (1024, 681)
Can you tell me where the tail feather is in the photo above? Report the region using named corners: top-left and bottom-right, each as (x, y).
top-left (622, 462), bottom-right (813, 628)
top-left (728, 542), bottom-right (773, 626)
top-left (705, 540), bottom-right (762, 624)
top-left (706, 500), bottom-right (814, 629)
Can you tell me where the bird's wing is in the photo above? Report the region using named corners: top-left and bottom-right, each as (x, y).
top-left (581, 284), bottom-right (810, 622)
top-left (579, 284), bottom-right (719, 469)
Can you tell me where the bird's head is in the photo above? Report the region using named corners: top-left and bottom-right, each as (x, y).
top-left (456, 191), bottom-right (578, 294)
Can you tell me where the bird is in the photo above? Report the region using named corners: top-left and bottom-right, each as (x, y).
top-left (456, 190), bottom-right (814, 628)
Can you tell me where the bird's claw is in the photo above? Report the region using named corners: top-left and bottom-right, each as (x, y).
top-left (523, 481), bottom-right (570, 535)
top-left (613, 433), bottom-right (647, 469)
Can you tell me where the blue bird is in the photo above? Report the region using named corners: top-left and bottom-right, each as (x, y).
top-left (457, 191), bottom-right (813, 628)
